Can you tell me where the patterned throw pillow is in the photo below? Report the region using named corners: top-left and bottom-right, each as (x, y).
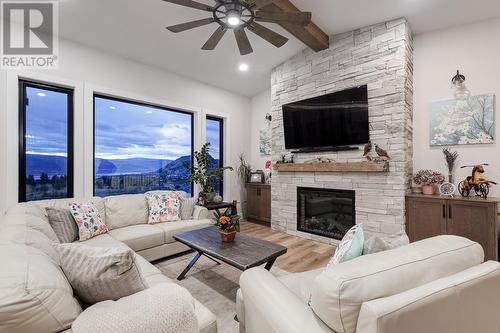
top-left (145, 191), bottom-right (182, 224)
top-left (327, 224), bottom-right (364, 267)
top-left (46, 207), bottom-right (79, 243)
top-left (180, 197), bottom-right (197, 220)
top-left (69, 202), bottom-right (108, 241)
top-left (55, 243), bottom-right (147, 305)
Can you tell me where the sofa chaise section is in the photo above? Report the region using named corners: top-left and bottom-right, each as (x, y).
top-left (0, 194), bottom-right (217, 333)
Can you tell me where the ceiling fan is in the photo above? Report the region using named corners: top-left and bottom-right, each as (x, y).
top-left (162, 0), bottom-right (312, 55)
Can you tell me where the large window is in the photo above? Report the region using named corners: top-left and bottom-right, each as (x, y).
top-left (19, 81), bottom-right (74, 202)
top-left (206, 116), bottom-right (224, 196)
top-left (94, 95), bottom-right (194, 197)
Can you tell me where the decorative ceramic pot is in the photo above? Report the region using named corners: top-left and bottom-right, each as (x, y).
top-left (422, 184), bottom-right (435, 195)
top-left (219, 229), bottom-right (236, 243)
top-left (204, 191), bottom-right (215, 203)
top-left (213, 195), bottom-right (223, 204)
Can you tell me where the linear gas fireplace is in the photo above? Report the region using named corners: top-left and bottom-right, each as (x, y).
top-left (297, 187), bottom-right (355, 240)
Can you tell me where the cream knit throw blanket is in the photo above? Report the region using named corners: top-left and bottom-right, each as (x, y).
top-left (72, 283), bottom-right (198, 333)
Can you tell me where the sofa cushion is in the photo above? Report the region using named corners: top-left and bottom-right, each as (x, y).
top-left (46, 207), bottom-right (79, 243)
top-left (108, 224), bottom-right (165, 251)
top-left (0, 244), bottom-right (82, 333)
top-left (56, 243), bottom-right (147, 304)
top-left (2, 213), bottom-right (59, 242)
top-left (363, 231), bottom-right (410, 255)
top-left (26, 197), bottom-right (107, 225)
top-left (104, 194), bottom-right (148, 230)
top-left (311, 235), bottom-right (484, 333)
top-left (155, 219), bottom-right (212, 243)
top-left (71, 283), bottom-right (198, 333)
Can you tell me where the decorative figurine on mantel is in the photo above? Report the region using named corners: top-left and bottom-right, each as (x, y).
top-left (363, 142), bottom-right (390, 162)
top-left (375, 144), bottom-right (390, 161)
top-left (458, 164), bottom-right (497, 199)
top-left (363, 141), bottom-right (372, 160)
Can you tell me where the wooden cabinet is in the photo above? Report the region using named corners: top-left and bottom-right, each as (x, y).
top-left (246, 183), bottom-right (271, 225)
top-left (406, 194), bottom-right (499, 261)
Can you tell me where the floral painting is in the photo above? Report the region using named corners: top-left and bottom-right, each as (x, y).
top-left (430, 94), bottom-right (495, 146)
top-left (259, 128), bottom-right (271, 156)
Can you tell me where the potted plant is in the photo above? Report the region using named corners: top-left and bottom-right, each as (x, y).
top-left (213, 207), bottom-right (241, 242)
top-left (413, 169), bottom-right (445, 195)
top-left (188, 143), bottom-right (233, 204)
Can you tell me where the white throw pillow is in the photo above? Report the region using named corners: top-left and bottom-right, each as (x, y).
top-left (363, 231), bottom-right (410, 255)
top-left (71, 284), bottom-right (198, 333)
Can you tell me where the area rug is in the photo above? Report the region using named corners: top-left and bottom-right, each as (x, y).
top-left (154, 252), bottom-right (289, 333)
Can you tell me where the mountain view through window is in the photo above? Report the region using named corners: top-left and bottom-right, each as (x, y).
top-left (94, 96), bottom-right (195, 197)
top-left (20, 82), bottom-right (73, 202)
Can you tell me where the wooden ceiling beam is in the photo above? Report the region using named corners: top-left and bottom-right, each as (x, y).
top-left (261, 0), bottom-right (329, 52)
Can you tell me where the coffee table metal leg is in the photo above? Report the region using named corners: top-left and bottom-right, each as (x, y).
top-left (264, 258), bottom-right (276, 271)
top-left (177, 251), bottom-right (203, 280)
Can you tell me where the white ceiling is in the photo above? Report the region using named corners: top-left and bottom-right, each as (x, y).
top-left (59, 0), bottom-right (500, 97)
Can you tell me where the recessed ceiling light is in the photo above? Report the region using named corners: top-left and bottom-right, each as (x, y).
top-left (146, 110), bottom-right (153, 114)
top-left (238, 63), bottom-right (249, 72)
top-left (109, 106), bottom-right (116, 110)
top-left (37, 92), bottom-right (46, 97)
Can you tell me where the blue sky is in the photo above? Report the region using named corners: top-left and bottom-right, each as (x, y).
top-left (27, 88), bottom-right (220, 161)
top-left (26, 86), bottom-right (68, 156)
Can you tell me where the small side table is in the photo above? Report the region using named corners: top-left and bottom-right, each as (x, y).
top-left (204, 200), bottom-right (237, 215)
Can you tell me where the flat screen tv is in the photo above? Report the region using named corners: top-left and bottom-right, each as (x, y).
top-left (282, 85), bottom-right (369, 152)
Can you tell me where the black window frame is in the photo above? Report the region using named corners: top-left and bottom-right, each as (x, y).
top-left (92, 94), bottom-right (195, 197)
top-left (18, 80), bottom-right (74, 202)
top-left (206, 115), bottom-right (224, 197)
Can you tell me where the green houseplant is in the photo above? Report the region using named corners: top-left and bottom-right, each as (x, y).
top-left (213, 207), bottom-right (241, 242)
top-left (188, 142), bottom-right (233, 203)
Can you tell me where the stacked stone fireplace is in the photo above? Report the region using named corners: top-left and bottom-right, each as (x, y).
top-left (270, 18), bottom-right (414, 244)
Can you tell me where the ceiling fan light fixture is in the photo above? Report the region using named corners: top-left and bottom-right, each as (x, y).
top-left (226, 12), bottom-right (242, 27)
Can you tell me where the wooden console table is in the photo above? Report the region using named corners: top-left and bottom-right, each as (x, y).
top-left (406, 194), bottom-right (499, 261)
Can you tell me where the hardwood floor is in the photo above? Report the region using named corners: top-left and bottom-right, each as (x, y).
top-left (240, 220), bottom-right (336, 273)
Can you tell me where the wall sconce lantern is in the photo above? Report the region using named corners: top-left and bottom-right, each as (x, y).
top-left (265, 113), bottom-right (272, 122)
top-left (451, 70), bottom-right (470, 100)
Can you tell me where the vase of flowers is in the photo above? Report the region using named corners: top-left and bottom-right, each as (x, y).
top-left (213, 207), bottom-right (241, 243)
top-left (413, 169), bottom-right (445, 195)
top-left (265, 160), bottom-right (272, 183)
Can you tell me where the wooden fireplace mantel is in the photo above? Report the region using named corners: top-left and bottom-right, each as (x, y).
top-left (273, 161), bottom-right (389, 173)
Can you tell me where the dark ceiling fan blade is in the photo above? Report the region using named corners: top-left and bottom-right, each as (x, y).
top-left (234, 28), bottom-right (253, 55)
top-left (162, 0), bottom-right (214, 12)
top-left (247, 0), bottom-right (274, 9)
top-left (202, 26), bottom-right (227, 50)
top-left (166, 18), bottom-right (215, 33)
top-left (255, 11), bottom-right (312, 26)
top-left (247, 22), bottom-right (288, 48)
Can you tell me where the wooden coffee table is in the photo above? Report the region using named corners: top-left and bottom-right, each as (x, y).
top-left (173, 226), bottom-right (287, 280)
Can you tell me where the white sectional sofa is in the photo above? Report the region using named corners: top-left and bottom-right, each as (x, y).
top-left (0, 194), bottom-right (217, 333)
top-left (237, 235), bottom-right (500, 333)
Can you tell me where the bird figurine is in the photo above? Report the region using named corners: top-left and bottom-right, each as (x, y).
top-left (375, 144), bottom-right (390, 160)
top-left (363, 141), bottom-right (372, 157)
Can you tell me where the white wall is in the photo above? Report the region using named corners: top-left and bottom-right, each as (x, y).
top-left (414, 18), bottom-right (500, 196)
top-left (0, 38), bottom-right (251, 214)
top-left (250, 89), bottom-right (272, 170)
